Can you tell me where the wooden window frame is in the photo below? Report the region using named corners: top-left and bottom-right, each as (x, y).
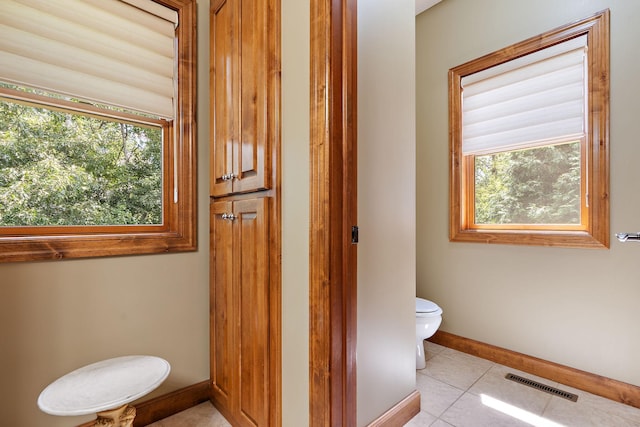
top-left (0, 0), bottom-right (197, 262)
top-left (449, 9), bottom-right (610, 248)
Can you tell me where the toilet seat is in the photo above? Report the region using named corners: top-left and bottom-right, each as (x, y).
top-left (416, 297), bottom-right (442, 317)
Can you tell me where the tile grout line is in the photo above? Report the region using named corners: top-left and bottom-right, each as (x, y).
top-left (422, 356), bottom-right (496, 427)
top-left (466, 361), bottom-right (496, 392)
top-left (424, 371), bottom-right (465, 427)
top-left (418, 359), bottom-right (465, 425)
top-left (540, 393), bottom-right (557, 418)
top-left (425, 349), bottom-right (496, 427)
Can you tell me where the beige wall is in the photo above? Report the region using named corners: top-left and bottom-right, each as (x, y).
top-left (416, 0), bottom-right (640, 386)
top-left (0, 1), bottom-right (212, 425)
top-left (357, 0), bottom-right (417, 425)
top-left (281, 0), bottom-right (310, 425)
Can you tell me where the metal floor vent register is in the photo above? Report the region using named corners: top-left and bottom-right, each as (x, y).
top-left (505, 373), bottom-right (579, 402)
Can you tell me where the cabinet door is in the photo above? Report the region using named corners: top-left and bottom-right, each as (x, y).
top-left (210, 200), bottom-right (235, 411)
top-left (233, 0), bottom-right (270, 195)
top-left (210, 0), bottom-right (272, 197)
top-left (210, 197), bottom-right (270, 427)
top-left (235, 197), bottom-right (270, 427)
top-left (210, 0), bottom-right (237, 197)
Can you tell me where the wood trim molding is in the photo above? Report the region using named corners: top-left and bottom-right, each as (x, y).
top-left (366, 391), bottom-right (421, 427)
top-left (429, 331), bottom-right (640, 409)
top-left (309, 0), bottom-right (358, 425)
top-left (77, 380), bottom-right (210, 427)
top-left (268, 0), bottom-right (283, 424)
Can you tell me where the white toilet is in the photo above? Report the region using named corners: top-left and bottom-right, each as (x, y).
top-left (415, 297), bottom-right (443, 370)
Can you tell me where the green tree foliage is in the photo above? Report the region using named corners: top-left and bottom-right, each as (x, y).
top-left (474, 142), bottom-right (581, 225)
top-left (0, 99), bottom-right (162, 226)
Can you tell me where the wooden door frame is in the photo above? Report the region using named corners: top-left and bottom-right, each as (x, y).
top-left (309, 0), bottom-right (357, 425)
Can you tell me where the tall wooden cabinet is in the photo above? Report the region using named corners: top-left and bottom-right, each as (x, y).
top-left (210, 198), bottom-right (271, 426)
top-left (209, 0), bottom-right (280, 426)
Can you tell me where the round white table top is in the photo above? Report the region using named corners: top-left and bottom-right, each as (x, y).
top-left (37, 355), bottom-right (170, 416)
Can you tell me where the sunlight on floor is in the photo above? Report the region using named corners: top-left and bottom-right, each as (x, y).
top-left (481, 394), bottom-right (565, 427)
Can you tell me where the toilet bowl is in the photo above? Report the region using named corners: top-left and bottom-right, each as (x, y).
top-left (416, 297), bottom-right (443, 370)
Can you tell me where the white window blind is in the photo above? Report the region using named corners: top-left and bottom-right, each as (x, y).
top-left (461, 35), bottom-right (587, 156)
top-left (0, 0), bottom-right (178, 119)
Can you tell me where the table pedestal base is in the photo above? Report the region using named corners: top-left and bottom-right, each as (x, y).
top-left (94, 404), bottom-right (136, 427)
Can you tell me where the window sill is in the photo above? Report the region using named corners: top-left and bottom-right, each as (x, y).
top-left (449, 228), bottom-right (609, 249)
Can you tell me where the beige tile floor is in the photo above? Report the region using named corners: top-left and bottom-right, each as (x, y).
top-left (148, 341), bottom-right (640, 426)
top-left (146, 401), bottom-right (231, 427)
top-left (408, 341), bottom-right (640, 427)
